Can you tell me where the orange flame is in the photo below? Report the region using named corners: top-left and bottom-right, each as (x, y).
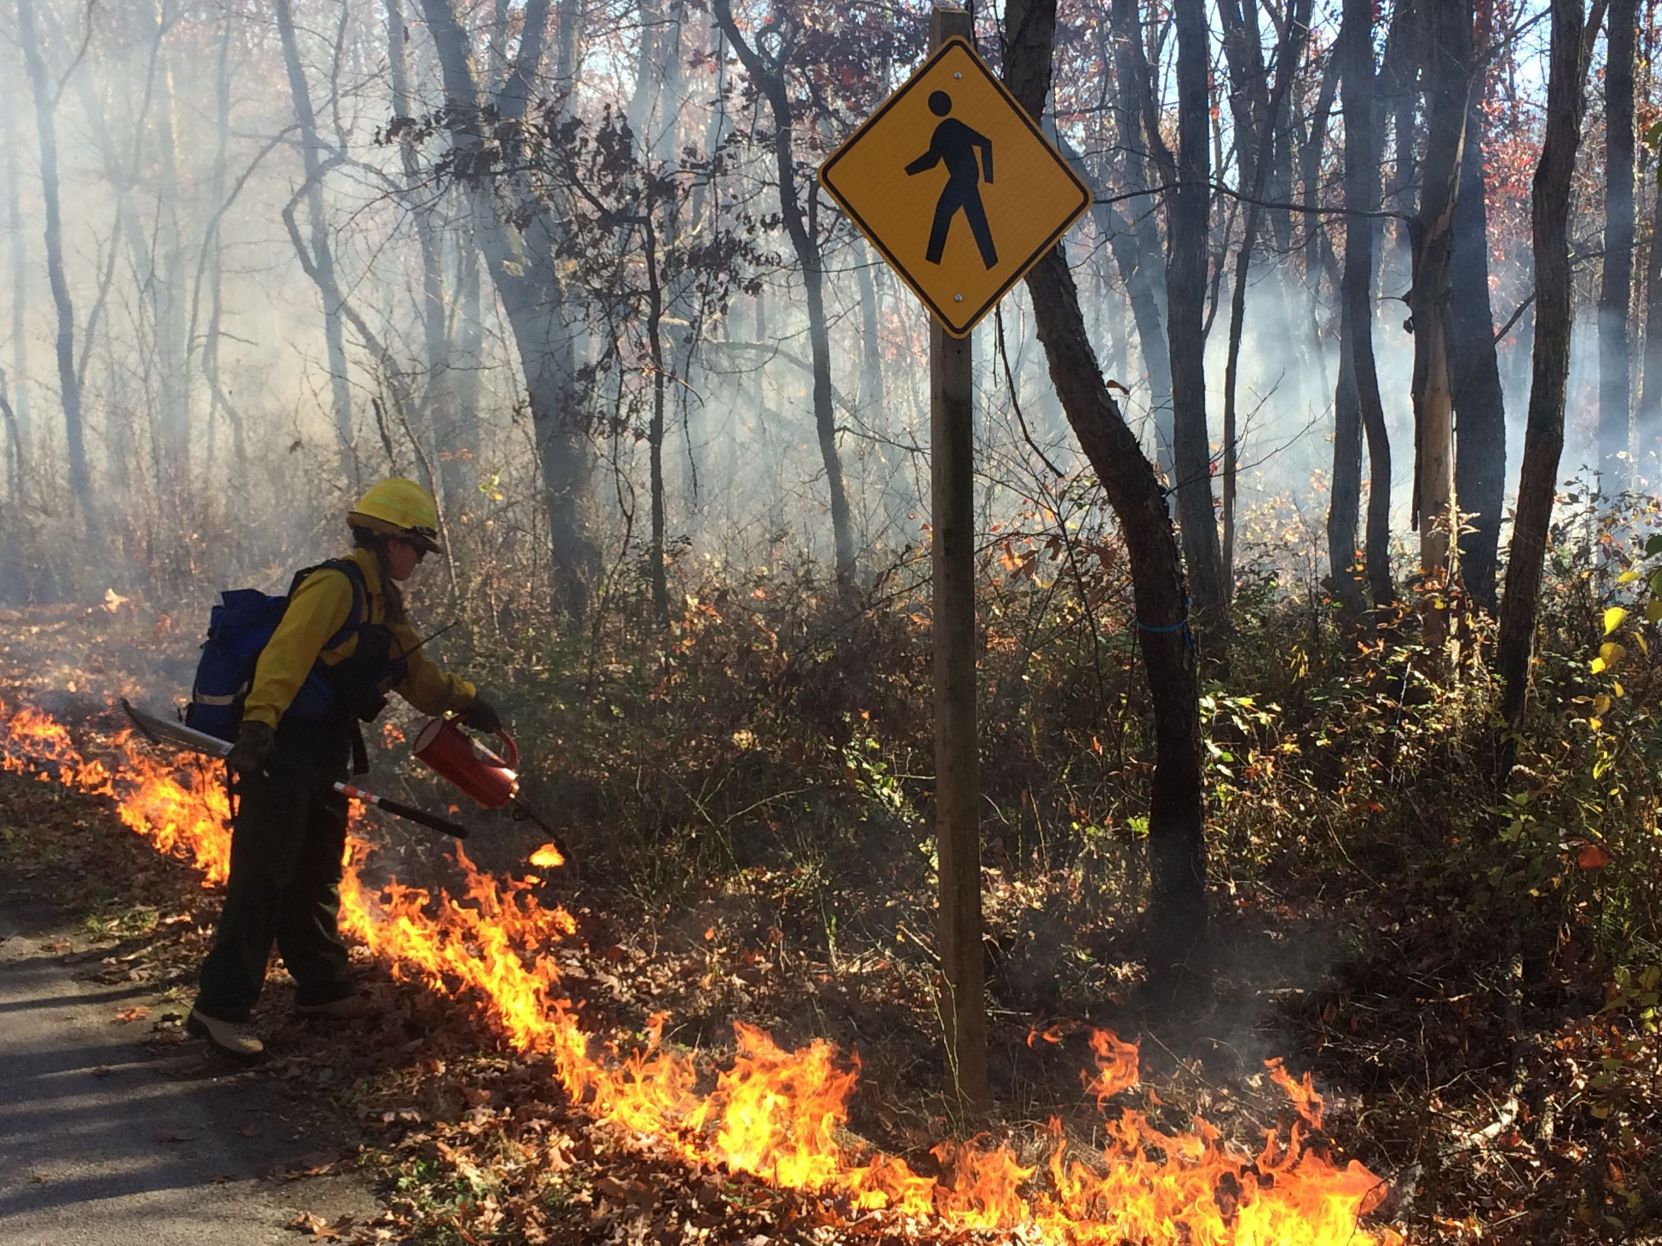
top-left (1083, 1027), bottom-right (1141, 1106)
top-left (528, 842), bottom-right (565, 869)
top-left (1, 696), bottom-right (1404, 1245)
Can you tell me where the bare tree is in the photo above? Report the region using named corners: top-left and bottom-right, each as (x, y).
top-left (711, 0), bottom-right (857, 594)
top-left (1642, 145), bottom-right (1662, 481)
top-left (386, 0), bottom-right (465, 508)
top-left (1448, 6), bottom-right (1508, 616)
top-left (18, 0), bottom-right (94, 538)
top-left (276, 0), bottom-right (357, 486)
top-left (0, 362), bottom-right (20, 509)
top-left (1598, 0), bottom-right (1638, 490)
top-left (1218, 0), bottom-right (1311, 596)
top-left (1328, 0), bottom-right (1390, 620)
top-left (1497, 0), bottom-right (1591, 760)
top-left (1102, 0), bottom-right (1175, 475)
top-left (3, 91), bottom-right (29, 508)
top-left (1006, 0), bottom-right (1207, 978)
top-left (1406, 0), bottom-right (1469, 653)
top-left (194, 15), bottom-right (247, 489)
top-left (1166, 0), bottom-right (1228, 638)
top-left (419, 0), bottom-right (600, 620)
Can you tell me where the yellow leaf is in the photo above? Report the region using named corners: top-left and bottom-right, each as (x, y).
top-left (1593, 694), bottom-right (1612, 716)
top-left (1617, 569), bottom-right (1641, 583)
top-left (1604, 606), bottom-right (1627, 635)
top-left (1591, 657), bottom-right (1607, 674)
top-left (1611, 680), bottom-right (1625, 698)
top-left (1600, 641), bottom-right (1627, 667)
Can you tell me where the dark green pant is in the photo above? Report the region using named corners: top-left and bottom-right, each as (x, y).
top-left (195, 724), bottom-right (354, 1021)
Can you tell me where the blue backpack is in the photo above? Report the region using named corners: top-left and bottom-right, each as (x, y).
top-left (185, 560), bottom-right (367, 742)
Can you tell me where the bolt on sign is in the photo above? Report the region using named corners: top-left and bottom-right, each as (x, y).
top-left (818, 35), bottom-right (1091, 338)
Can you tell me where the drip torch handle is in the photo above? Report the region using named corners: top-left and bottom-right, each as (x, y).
top-left (495, 731), bottom-right (519, 770)
top-left (366, 793), bottom-right (472, 840)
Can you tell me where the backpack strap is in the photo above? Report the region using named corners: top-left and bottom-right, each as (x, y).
top-left (289, 558), bottom-right (368, 647)
top-left (290, 558), bottom-right (374, 776)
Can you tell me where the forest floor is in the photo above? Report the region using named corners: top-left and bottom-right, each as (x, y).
top-left (0, 597), bottom-right (1656, 1244)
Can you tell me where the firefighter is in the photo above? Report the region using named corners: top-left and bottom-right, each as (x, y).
top-left (188, 478), bottom-right (502, 1059)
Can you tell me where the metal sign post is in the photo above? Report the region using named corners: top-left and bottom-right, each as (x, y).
top-left (817, 3), bottom-right (1089, 1112)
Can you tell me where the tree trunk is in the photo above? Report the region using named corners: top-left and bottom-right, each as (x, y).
top-left (1167, 0), bottom-right (1228, 638)
top-left (1407, 0), bottom-right (1469, 655)
top-left (136, 0), bottom-right (189, 479)
top-left (202, 16), bottom-right (246, 490)
top-left (1598, 0), bottom-right (1637, 490)
top-left (1381, 0), bottom-right (1420, 283)
top-left (1220, 0), bottom-right (1310, 601)
top-left (1006, 0), bottom-right (1206, 978)
top-left (454, 222), bottom-right (484, 438)
top-left (1449, 46), bottom-right (1508, 616)
top-left (1296, 46), bottom-right (1343, 413)
top-left (643, 211), bottom-right (671, 630)
top-left (3, 97), bottom-right (29, 508)
top-left (419, 0), bottom-right (598, 619)
top-left (276, 0), bottom-right (357, 485)
top-left (1497, 0), bottom-right (1589, 754)
top-left (713, 0), bottom-right (855, 592)
top-left (0, 367), bottom-right (20, 509)
top-left (1105, 0), bottom-right (1175, 475)
top-left (1050, 121), bottom-right (1172, 471)
top-left (18, 0), bottom-right (95, 540)
top-left (387, 0), bottom-right (462, 509)
top-left (1641, 144), bottom-right (1662, 483)
top-left (1329, 0), bottom-right (1380, 621)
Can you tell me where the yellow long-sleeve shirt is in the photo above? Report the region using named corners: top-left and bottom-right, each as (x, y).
top-left (242, 547), bottom-right (476, 729)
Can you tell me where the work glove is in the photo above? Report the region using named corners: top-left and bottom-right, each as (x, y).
top-left (458, 695), bottom-right (503, 735)
top-left (227, 720), bottom-right (276, 777)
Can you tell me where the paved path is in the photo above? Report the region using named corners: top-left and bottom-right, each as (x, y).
top-left (0, 910), bottom-right (375, 1246)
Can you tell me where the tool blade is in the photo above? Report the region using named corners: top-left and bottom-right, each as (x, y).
top-left (119, 699), bottom-right (232, 759)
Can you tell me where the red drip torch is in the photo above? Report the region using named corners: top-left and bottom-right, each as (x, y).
top-left (412, 717), bottom-right (568, 861)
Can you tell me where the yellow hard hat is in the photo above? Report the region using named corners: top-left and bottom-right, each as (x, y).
top-left (347, 478), bottom-right (444, 553)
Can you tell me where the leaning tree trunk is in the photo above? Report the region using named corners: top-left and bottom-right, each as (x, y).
top-left (1166, 0), bottom-right (1228, 639)
top-left (1006, 0), bottom-right (1206, 977)
top-left (1598, 0), bottom-right (1637, 491)
top-left (1496, 0), bottom-right (1589, 761)
top-left (712, 0), bottom-right (856, 594)
top-left (276, 0), bottom-right (357, 486)
top-left (1449, 27), bottom-right (1508, 617)
top-left (18, 0), bottom-right (95, 540)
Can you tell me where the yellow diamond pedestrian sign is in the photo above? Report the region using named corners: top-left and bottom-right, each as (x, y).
top-left (819, 37), bottom-right (1090, 338)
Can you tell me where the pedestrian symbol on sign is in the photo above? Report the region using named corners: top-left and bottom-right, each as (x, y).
top-left (905, 91), bottom-right (998, 270)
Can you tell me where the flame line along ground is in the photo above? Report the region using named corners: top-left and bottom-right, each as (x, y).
top-left (0, 696), bottom-right (1404, 1246)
